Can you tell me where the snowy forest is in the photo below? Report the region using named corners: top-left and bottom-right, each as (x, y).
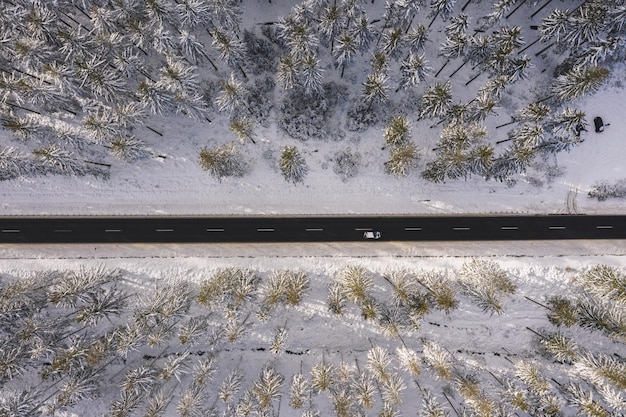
top-left (0, 259), bottom-right (625, 416)
top-left (0, 0), bottom-right (625, 185)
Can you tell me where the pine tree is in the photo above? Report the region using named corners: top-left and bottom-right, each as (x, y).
top-left (385, 141), bottom-right (419, 177)
top-left (399, 52), bottom-right (431, 90)
top-left (367, 346), bottom-right (391, 382)
top-left (212, 29), bottom-right (248, 78)
top-left (383, 115), bottom-right (412, 148)
top-left (419, 389), bottom-right (449, 417)
top-left (269, 326), bottom-right (287, 354)
top-left (396, 346), bottom-right (420, 376)
top-left (336, 265), bottom-right (373, 305)
top-left (277, 54), bottom-right (299, 90)
top-left (350, 14), bottom-right (375, 51)
top-left (381, 372), bottom-right (406, 407)
top-left (546, 295), bottom-right (578, 327)
top-left (219, 368), bottom-right (244, 403)
top-left (419, 81), bottom-right (452, 119)
top-left (300, 54), bottom-right (324, 95)
top-left (216, 73), bottom-right (248, 114)
top-left (541, 333), bottom-right (579, 363)
top-left (422, 340), bottom-right (454, 380)
top-left (516, 102), bottom-right (550, 123)
top-left (32, 145), bottom-right (87, 176)
top-left (0, 146), bottom-right (35, 181)
top-left (429, 0), bottom-right (457, 27)
top-left (552, 65), bottom-right (610, 102)
top-left (198, 142), bottom-right (248, 180)
top-left (539, 9), bottom-right (571, 43)
top-left (578, 265), bottom-right (626, 304)
top-left (109, 136), bottom-right (152, 162)
top-left (334, 31), bottom-right (358, 77)
top-left (176, 382), bottom-right (204, 417)
top-left (573, 351), bottom-right (626, 390)
top-left (311, 361), bottom-right (334, 393)
top-left (176, 0), bottom-right (212, 29)
top-left (230, 116), bottom-right (256, 144)
top-left (515, 361), bottom-right (549, 395)
top-left (562, 2), bottom-right (609, 48)
top-left (362, 71), bottom-right (389, 111)
top-left (576, 296), bottom-right (626, 340)
top-left (279, 145), bottom-right (308, 184)
top-left (457, 259), bottom-right (516, 314)
top-left (319, 3), bottom-right (345, 52)
top-left (352, 371), bottom-right (376, 410)
top-left (137, 79), bottom-right (173, 115)
top-left (289, 373), bottom-right (309, 409)
top-left (566, 383), bottom-right (611, 417)
top-left (405, 24), bottom-right (430, 53)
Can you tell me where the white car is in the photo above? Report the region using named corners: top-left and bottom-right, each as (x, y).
top-left (363, 231), bottom-right (381, 240)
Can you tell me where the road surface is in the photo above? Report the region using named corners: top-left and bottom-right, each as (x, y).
top-left (1, 215), bottom-right (625, 243)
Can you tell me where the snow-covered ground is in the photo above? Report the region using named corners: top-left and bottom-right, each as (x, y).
top-left (1, 1), bottom-right (625, 216)
top-left (1, 242), bottom-right (625, 417)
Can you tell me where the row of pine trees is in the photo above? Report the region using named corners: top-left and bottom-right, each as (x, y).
top-left (1, 261), bottom-right (624, 416)
top-left (1, 0), bottom-right (625, 184)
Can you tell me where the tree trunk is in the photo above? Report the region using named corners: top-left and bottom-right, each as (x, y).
top-left (495, 119), bottom-right (516, 129)
top-left (461, 0), bottom-right (473, 12)
top-left (145, 126), bottom-right (163, 136)
top-left (428, 11), bottom-right (440, 29)
top-left (506, 0), bottom-right (527, 19)
top-left (434, 59), bottom-right (450, 78)
top-left (535, 42), bottom-right (555, 57)
top-left (465, 72), bottom-right (482, 86)
top-left (518, 38), bottom-right (540, 54)
top-left (449, 59), bottom-right (469, 78)
top-left (531, 0), bottom-right (554, 19)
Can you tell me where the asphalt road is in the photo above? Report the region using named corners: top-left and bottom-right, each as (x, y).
top-left (1, 215), bottom-right (625, 243)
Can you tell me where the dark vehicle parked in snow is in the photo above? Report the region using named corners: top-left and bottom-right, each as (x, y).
top-left (594, 117), bottom-right (604, 133)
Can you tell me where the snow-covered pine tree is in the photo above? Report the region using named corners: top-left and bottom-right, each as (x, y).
top-left (216, 73), bottom-right (248, 114)
top-left (419, 389), bottom-right (449, 417)
top-left (541, 333), bottom-right (579, 363)
top-left (212, 29), bottom-right (248, 78)
top-left (219, 368), bottom-right (244, 403)
top-left (336, 264), bottom-right (373, 306)
top-left (32, 145), bottom-right (87, 176)
top-left (405, 24), bottom-right (430, 53)
top-left (419, 270), bottom-right (459, 313)
top-left (429, 0), bottom-right (457, 27)
top-left (310, 361), bottom-right (334, 393)
top-left (279, 145), bottom-right (308, 184)
top-left (328, 280), bottom-right (347, 315)
top-left (380, 27), bottom-right (404, 59)
top-left (109, 136), bottom-right (152, 162)
top-left (396, 346), bottom-right (420, 376)
top-left (562, 1), bottom-right (609, 48)
top-left (539, 8), bottom-right (571, 43)
top-left (576, 296), bottom-right (626, 340)
top-left (367, 345), bottom-right (391, 383)
top-left (380, 372), bottom-right (406, 407)
top-left (515, 360), bottom-right (549, 395)
top-left (385, 141), bottom-right (419, 177)
top-left (565, 383), bottom-right (611, 417)
top-left (362, 71), bottom-right (389, 111)
top-left (334, 31), bottom-right (358, 77)
top-left (289, 372), bottom-right (309, 410)
top-left (552, 65), bottom-right (610, 102)
top-left (383, 115), bottom-right (411, 148)
top-left (176, 0), bottom-right (212, 29)
top-left (0, 146), bottom-right (35, 181)
top-left (177, 382), bottom-right (204, 417)
top-left (230, 116), bottom-right (256, 144)
top-left (574, 350), bottom-right (626, 391)
top-left (137, 79), bottom-right (174, 115)
top-left (422, 340), bottom-right (454, 380)
top-left (545, 295), bottom-right (578, 327)
top-left (515, 102), bottom-right (550, 123)
top-left (350, 14), bottom-right (375, 51)
top-left (300, 54), bottom-right (324, 96)
top-left (456, 259), bottom-right (516, 314)
top-left (399, 52), bottom-right (431, 90)
top-left (578, 265), bottom-right (626, 304)
top-left (269, 326), bottom-right (288, 354)
top-left (419, 81), bottom-right (452, 119)
top-left (277, 54), bottom-right (299, 90)
top-left (319, 3), bottom-right (345, 52)
top-left (198, 142), bottom-right (248, 180)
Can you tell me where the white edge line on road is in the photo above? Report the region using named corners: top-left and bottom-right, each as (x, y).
top-left (549, 226), bottom-right (566, 230)
top-left (453, 227), bottom-right (470, 231)
top-left (156, 229), bottom-right (174, 232)
top-left (1, 229), bottom-right (20, 233)
top-left (206, 228), bottom-right (225, 232)
top-left (596, 225), bottom-right (613, 229)
top-left (306, 228), bottom-right (323, 231)
top-left (355, 228), bottom-right (371, 231)
top-left (404, 227), bottom-right (422, 231)
top-left (501, 226), bottom-right (518, 230)
top-left (53, 229), bottom-right (72, 233)
top-left (257, 228), bottom-right (275, 232)
top-left (105, 229), bottom-right (122, 232)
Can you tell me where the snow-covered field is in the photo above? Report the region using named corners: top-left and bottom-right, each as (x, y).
top-left (1, 242), bottom-right (625, 417)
